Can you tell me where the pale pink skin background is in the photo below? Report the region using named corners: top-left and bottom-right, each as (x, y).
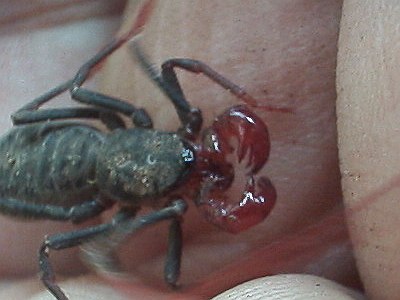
top-left (0, 0), bottom-right (396, 299)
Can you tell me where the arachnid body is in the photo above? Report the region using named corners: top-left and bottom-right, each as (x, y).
top-left (0, 1), bottom-right (280, 299)
top-left (0, 123), bottom-right (192, 220)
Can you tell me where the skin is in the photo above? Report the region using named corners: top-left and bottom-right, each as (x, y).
top-left (337, 1), bottom-right (400, 299)
top-left (0, 0), bottom-right (396, 299)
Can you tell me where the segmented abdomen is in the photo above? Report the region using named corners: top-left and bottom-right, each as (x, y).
top-left (0, 122), bottom-right (104, 207)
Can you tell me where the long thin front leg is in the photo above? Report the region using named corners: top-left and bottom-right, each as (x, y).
top-left (161, 58), bottom-right (292, 113)
top-left (12, 0), bottom-right (155, 130)
top-left (130, 40), bottom-right (202, 139)
top-left (130, 40), bottom-right (288, 135)
top-left (68, 0), bottom-right (156, 128)
top-left (10, 75), bottom-right (127, 130)
top-left (161, 59), bottom-right (258, 106)
top-left (17, 80), bottom-right (72, 111)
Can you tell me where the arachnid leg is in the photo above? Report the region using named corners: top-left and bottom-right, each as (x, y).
top-left (0, 198), bottom-right (110, 222)
top-left (68, 12), bottom-right (154, 129)
top-left (39, 208), bottom-right (137, 300)
top-left (70, 87), bottom-right (152, 128)
top-left (40, 200), bottom-right (186, 299)
top-left (130, 40), bottom-right (202, 139)
top-left (80, 199), bottom-right (187, 286)
top-left (13, 106), bottom-right (126, 130)
top-left (161, 58), bottom-right (291, 113)
top-left (11, 80), bottom-right (126, 130)
top-left (160, 58), bottom-right (257, 105)
top-left (164, 218), bottom-right (183, 287)
top-left (39, 223), bottom-right (115, 300)
top-left (14, 0), bottom-right (156, 130)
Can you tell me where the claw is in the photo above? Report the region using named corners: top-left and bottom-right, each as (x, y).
top-left (208, 105), bottom-right (270, 174)
top-left (194, 105), bottom-right (276, 233)
top-left (196, 175), bottom-right (276, 233)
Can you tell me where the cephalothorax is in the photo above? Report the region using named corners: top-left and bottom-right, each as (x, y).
top-left (0, 1), bottom-right (281, 299)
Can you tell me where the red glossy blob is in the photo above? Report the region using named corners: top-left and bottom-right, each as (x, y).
top-left (209, 105), bottom-right (270, 174)
top-left (196, 175), bottom-right (276, 234)
top-left (193, 105), bottom-right (276, 233)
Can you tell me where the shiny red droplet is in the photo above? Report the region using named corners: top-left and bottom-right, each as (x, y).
top-left (210, 105), bottom-right (270, 174)
top-left (196, 175), bottom-right (276, 233)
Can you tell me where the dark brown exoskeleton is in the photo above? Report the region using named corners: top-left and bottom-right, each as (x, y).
top-left (0, 1), bottom-right (281, 299)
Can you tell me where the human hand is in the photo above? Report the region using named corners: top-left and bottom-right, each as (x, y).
top-left (1, 0), bottom-right (395, 299)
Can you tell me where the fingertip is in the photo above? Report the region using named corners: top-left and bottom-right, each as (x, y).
top-left (211, 274), bottom-right (365, 300)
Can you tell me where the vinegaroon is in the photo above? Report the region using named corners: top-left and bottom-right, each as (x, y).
top-left (0, 1), bottom-right (284, 299)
